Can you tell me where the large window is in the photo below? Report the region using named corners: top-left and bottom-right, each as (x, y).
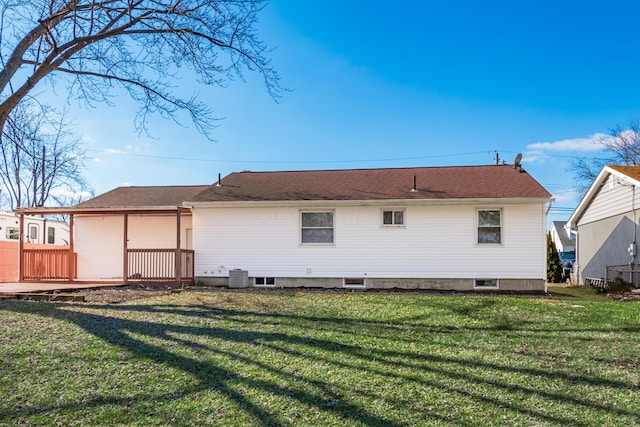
top-left (477, 209), bottom-right (501, 244)
top-left (382, 210), bottom-right (404, 226)
top-left (301, 211), bottom-right (334, 244)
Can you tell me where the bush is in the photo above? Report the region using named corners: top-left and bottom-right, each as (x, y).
top-left (606, 276), bottom-right (634, 293)
top-left (586, 276), bottom-right (634, 294)
top-left (547, 232), bottom-right (563, 283)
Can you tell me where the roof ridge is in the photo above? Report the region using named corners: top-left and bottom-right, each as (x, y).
top-left (234, 164), bottom-right (514, 174)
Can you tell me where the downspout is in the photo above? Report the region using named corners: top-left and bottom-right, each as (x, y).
top-left (571, 228), bottom-right (579, 285)
top-left (545, 198), bottom-right (554, 216)
top-left (631, 185), bottom-right (637, 286)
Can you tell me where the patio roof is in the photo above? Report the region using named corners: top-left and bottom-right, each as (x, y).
top-left (15, 185), bottom-right (209, 215)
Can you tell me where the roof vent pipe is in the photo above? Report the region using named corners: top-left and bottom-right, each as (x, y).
top-left (216, 173), bottom-right (221, 187)
top-left (411, 175), bottom-right (418, 192)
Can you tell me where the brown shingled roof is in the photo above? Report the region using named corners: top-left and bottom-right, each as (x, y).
top-left (189, 165), bottom-right (551, 203)
top-left (76, 185), bottom-right (210, 208)
top-left (607, 165), bottom-right (640, 182)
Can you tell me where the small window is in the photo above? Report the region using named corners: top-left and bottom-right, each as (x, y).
top-left (382, 210), bottom-right (404, 226)
top-left (47, 227), bottom-right (55, 244)
top-left (6, 227), bottom-right (19, 240)
top-left (254, 277), bottom-right (276, 287)
top-left (478, 209), bottom-right (501, 244)
top-left (343, 278), bottom-right (366, 288)
top-left (29, 225), bottom-right (38, 241)
top-left (301, 211), bottom-right (334, 244)
top-left (474, 279), bottom-right (499, 289)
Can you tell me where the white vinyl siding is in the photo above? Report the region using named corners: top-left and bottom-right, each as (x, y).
top-left (193, 203), bottom-right (546, 280)
top-left (579, 174), bottom-right (640, 225)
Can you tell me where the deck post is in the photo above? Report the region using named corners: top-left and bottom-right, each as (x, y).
top-left (18, 214), bottom-right (24, 282)
top-left (68, 214), bottom-right (74, 281)
top-left (123, 213), bottom-right (129, 283)
top-left (175, 207), bottom-right (182, 284)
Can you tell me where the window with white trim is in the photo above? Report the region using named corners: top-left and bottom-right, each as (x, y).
top-left (301, 211), bottom-right (334, 244)
top-left (382, 210), bottom-right (404, 226)
top-left (47, 227), bottom-right (55, 244)
top-left (29, 225), bottom-right (38, 241)
top-left (477, 209), bottom-right (501, 244)
top-left (343, 278), bottom-right (366, 288)
top-left (254, 277), bottom-right (276, 287)
top-left (474, 279), bottom-right (499, 289)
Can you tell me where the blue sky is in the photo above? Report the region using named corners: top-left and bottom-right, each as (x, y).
top-left (56, 1), bottom-right (640, 224)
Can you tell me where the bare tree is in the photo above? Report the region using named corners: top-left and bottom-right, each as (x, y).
top-left (0, 0), bottom-right (282, 139)
top-left (0, 99), bottom-right (88, 209)
top-left (571, 119), bottom-right (640, 195)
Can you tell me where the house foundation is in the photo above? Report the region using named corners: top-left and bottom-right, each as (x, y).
top-left (195, 276), bottom-right (546, 292)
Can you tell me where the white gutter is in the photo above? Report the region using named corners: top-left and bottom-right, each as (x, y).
top-left (184, 197), bottom-right (553, 209)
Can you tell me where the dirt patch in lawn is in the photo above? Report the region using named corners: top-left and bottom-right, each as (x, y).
top-left (73, 283), bottom-right (192, 303)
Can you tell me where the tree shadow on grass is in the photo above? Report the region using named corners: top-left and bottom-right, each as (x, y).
top-left (0, 302), bottom-right (416, 426)
top-left (1, 298), bottom-right (639, 426)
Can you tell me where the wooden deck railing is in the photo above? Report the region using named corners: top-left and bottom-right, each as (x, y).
top-left (127, 249), bottom-right (194, 282)
top-left (23, 249), bottom-right (77, 280)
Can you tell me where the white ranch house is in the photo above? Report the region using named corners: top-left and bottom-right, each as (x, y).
top-left (17, 164), bottom-right (552, 291)
top-left (187, 164), bottom-right (551, 292)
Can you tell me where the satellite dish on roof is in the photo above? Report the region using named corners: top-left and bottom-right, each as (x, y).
top-left (514, 153), bottom-right (523, 169)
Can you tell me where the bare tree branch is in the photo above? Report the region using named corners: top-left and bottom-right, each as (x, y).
top-left (0, 99), bottom-right (89, 209)
top-left (0, 0), bottom-right (282, 139)
top-left (571, 119), bottom-right (640, 196)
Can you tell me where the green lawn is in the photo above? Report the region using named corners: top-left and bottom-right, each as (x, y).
top-left (1, 290), bottom-right (638, 426)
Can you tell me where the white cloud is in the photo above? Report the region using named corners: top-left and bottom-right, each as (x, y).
top-left (49, 189), bottom-right (93, 200)
top-left (526, 133), bottom-right (606, 152)
top-left (93, 158), bottom-right (103, 163)
top-left (522, 133), bottom-right (608, 164)
top-left (106, 148), bottom-right (126, 154)
top-left (552, 188), bottom-right (581, 203)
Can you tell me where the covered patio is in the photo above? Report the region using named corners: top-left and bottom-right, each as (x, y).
top-left (15, 206), bottom-right (194, 284)
top-left (15, 185), bottom-right (208, 284)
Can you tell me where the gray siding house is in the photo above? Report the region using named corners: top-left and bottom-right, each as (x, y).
top-left (567, 165), bottom-right (640, 285)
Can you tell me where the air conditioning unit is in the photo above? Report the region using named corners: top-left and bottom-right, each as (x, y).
top-left (229, 269), bottom-right (248, 288)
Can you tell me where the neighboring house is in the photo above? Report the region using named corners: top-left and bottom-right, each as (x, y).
top-left (549, 221), bottom-right (575, 254)
top-left (16, 185), bottom-right (208, 282)
top-left (567, 165), bottom-right (640, 286)
top-left (0, 212), bottom-right (70, 282)
top-left (185, 164), bottom-right (552, 292)
top-left (0, 211), bottom-right (69, 245)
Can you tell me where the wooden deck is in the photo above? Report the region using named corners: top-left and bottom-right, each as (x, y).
top-left (0, 281), bottom-right (126, 296)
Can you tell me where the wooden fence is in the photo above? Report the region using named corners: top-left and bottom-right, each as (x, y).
top-left (22, 249), bottom-right (76, 280)
top-left (127, 249), bottom-right (194, 282)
